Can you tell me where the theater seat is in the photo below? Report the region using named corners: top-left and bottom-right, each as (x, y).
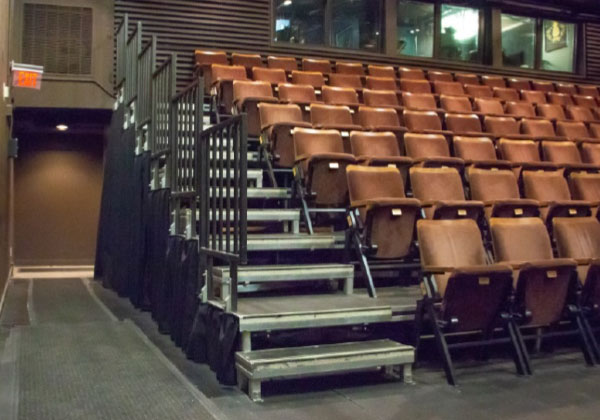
top-left (399, 67), bottom-right (426, 80)
top-left (521, 90), bottom-right (547, 105)
top-left (293, 128), bottom-right (357, 206)
top-left (497, 138), bottom-right (557, 173)
top-left (302, 58), bottom-right (332, 74)
top-left (252, 67), bottom-right (286, 86)
top-left (581, 141), bottom-right (600, 164)
top-left (400, 79), bottom-right (432, 94)
top-left (556, 83), bottom-right (578, 95)
top-left (402, 93), bottom-right (443, 115)
top-left (577, 85), bottom-right (600, 98)
top-left (258, 103), bottom-right (312, 167)
top-left (573, 95), bottom-right (599, 109)
top-left (350, 131), bottom-right (412, 174)
top-left (454, 136), bottom-right (511, 169)
top-left (368, 64), bottom-right (397, 79)
top-left (410, 166), bottom-right (482, 220)
top-left (404, 133), bottom-right (464, 170)
top-left (466, 85), bottom-right (494, 99)
top-left (232, 53), bottom-right (263, 77)
top-left (329, 74), bottom-right (364, 92)
top-left (232, 80), bottom-right (278, 136)
top-left (322, 86), bottom-right (360, 109)
top-left (310, 104), bottom-right (361, 136)
top-left (568, 172), bottom-right (600, 207)
top-left (347, 165), bottom-right (419, 259)
top-left (484, 116), bottom-right (530, 140)
top-left (548, 92), bottom-right (575, 107)
top-left (537, 104), bottom-right (567, 121)
top-left (363, 89), bottom-right (403, 112)
top-left (194, 50), bottom-right (228, 93)
top-left (434, 81), bottom-right (466, 96)
top-left (365, 77), bottom-right (399, 92)
top-left (541, 140), bottom-right (599, 173)
top-left (210, 64), bottom-right (248, 113)
top-left (567, 106), bottom-right (600, 124)
top-left (357, 107), bottom-right (407, 146)
top-left (532, 81), bottom-right (555, 93)
top-left (474, 98), bottom-right (505, 116)
top-left (494, 87), bottom-right (520, 102)
top-left (291, 71), bottom-right (326, 97)
top-left (508, 78), bottom-right (531, 91)
top-left (445, 113), bottom-right (483, 136)
top-left (482, 75), bottom-right (506, 88)
top-left (277, 83), bottom-right (320, 121)
top-left (455, 73), bottom-right (480, 86)
top-left (505, 102), bottom-right (538, 119)
top-left (428, 71), bottom-right (453, 82)
top-left (440, 95), bottom-right (473, 114)
top-left (520, 118), bottom-right (567, 141)
top-left (336, 61), bottom-right (365, 76)
top-left (267, 55), bottom-right (298, 72)
top-left (556, 121), bottom-right (598, 143)
top-left (403, 110), bottom-right (452, 136)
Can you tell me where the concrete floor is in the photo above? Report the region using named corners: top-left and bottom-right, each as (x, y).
top-left (2, 276), bottom-right (600, 420)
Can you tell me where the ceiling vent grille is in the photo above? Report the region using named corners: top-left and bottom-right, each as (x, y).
top-left (22, 4), bottom-right (93, 75)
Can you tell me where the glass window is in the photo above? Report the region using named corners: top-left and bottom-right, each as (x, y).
top-left (501, 14), bottom-right (536, 69)
top-left (274, 0), bottom-right (325, 45)
top-left (440, 4), bottom-right (480, 62)
top-left (542, 20), bottom-right (575, 72)
top-left (332, 0), bottom-right (382, 52)
top-left (397, 1), bottom-right (434, 58)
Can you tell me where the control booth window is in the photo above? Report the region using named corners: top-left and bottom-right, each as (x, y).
top-left (501, 14), bottom-right (536, 69)
top-left (332, 0), bottom-right (383, 52)
top-left (440, 4), bottom-right (480, 62)
top-left (397, 0), bottom-right (434, 58)
top-left (542, 19), bottom-right (575, 73)
top-left (274, 0), bottom-right (325, 45)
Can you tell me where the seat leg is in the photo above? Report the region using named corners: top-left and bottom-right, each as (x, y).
top-left (413, 299), bottom-right (425, 366)
top-left (427, 303), bottom-right (457, 386)
top-left (512, 322), bottom-right (533, 375)
top-left (505, 318), bottom-right (528, 376)
top-left (351, 230), bottom-right (376, 298)
top-left (580, 312), bottom-right (600, 361)
top-left (260, 145), bottom-right (278, 188)
top-left (573, 312), bottom-right (597, 366)
top-left (293, 172), bottom-right (313, 235)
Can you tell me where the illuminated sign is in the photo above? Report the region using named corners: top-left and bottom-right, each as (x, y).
top-left (10, 62), bottom-right (44, 90)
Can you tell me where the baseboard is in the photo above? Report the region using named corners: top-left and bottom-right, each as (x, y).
top-left (0, 265), bottom-right (14, 317)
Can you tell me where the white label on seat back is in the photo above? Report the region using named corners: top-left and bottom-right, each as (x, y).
top-left (392, 209), bottom-right (403, 217)
top-left (341, 131), bottom-right (349, 137)
top-left (547, 270), bottom-right (558, 279)
top-left (457, 209), bottom-right (467, 216)
top-left (329, 162), bottom-right (339, 170)
top-left (479, 277), bottom-right (490, 286)
top-left (514, 208), bottom-right (523, 216)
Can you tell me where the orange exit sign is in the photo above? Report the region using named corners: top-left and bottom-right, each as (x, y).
top-left (10, 62), bottom-right (43, 90)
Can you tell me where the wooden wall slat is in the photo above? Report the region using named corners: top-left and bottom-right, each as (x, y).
top-left (116, 0), bottom-right (600, 90)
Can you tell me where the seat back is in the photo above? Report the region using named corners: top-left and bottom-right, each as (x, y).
top-left (482, 75), bottom-right (506, 88)
top-left (404, 110), bottom-right (443, 131)
top-left (493, 87), bottom-right (520, 102)
top-left (398, 67), bottom-right (426, 80)
top-left (440, 95), bottom-right (472, 113)
top-left (336, 62), bottom-right (365, 75)
top-left (455, 73), bottom-right (480, 86)
top-left (484, 116), bottom-right (520, 136)
top-left (541, 141), bottom-right (582, 164)
top-left (368, 65), bottom-right (396, 78)
top-left (329, 73), bottom-right (363, 89)
top-left (537, 104), bottom-right (566, 120)
top-left (258, 103), bottom-right (304, 130)
top-left (466, 85), bottom-right (493, 98)
top-left (267, 55), bottom-right (297, 71)
top-left (573, 95), bottom-right (598, 109)
top-left (404, 133), bottom-right (450, 159)
top-left (556, 83), bottom-right (577, 95)
top-left (211, 64), bottom-right (247, 84)
top-left (446, 113), bottom-right (482, 133)
top-left (232, 53), bottom-right (263, 71)
top-left (581, 142), bottom-right (600, 164)
top-left (521, 90), bottom-right (547, 104)
top-left (233, 80), bottom-right (273, 103)
top-left (347, 165), bottom-right (406, 202)
top-left (569, 172), bottom-right (600, 202)
top-left (577, 85), bottom-right (600, 98)
top-left (469, 168), bottom-right (520, 201)
top-left (278, 83), bottom-right (318, 104)
top-left (556, 121), bottom-right (591, 139)
top-left (434, 81), bottom-right (465, 96)
top-left (505, 101), bottom-right (536, 118)
top-left (474, 98), bottom-right (504, 115)
top-left (291, 71), bottom-right (325, 89)
top-left (567, 106), bottom-right (596, 123)
top-left (363, 89), bottom-right (400, 107)
top-left (491, 217), bottom-right (554, 263)
top-left (497, 139), bottom-right (541, 163)
top-left (310, 104), bottom-right (354, 127)
top-left (522, 170), bottom-right (572, 202)
top-left (402, 92), bottom-right (437, 111)
top-left (554, 217), bottom-right (600, 260)
top-left (454, 136), bottom-right (497, 161)
top-left (293, 128), bottom-right (345, 156)
top-left (252, 67), bottom-right (286, 84)
top-left (302, 58), bottom-right (331, 74)
top-left (350, 131), bottom-right (400, 157)
top-left (322, 86), bottom-right (359, 106)
top-left (428, 71), bottom-right (453, 82)
top-left (358, 107), bottom-right (401, 129)
top-left (400, 79), bottom-right (432, 94)
top-left (410, 167), bottom-right (466, 202)
top-left (521, 118), bottom-right (557, 137)
top-left (195, 50), bottom-right (228, 68)
top-left (547, 92), bottom-right (574, 107)
top-left (531, 81), bottom-right (555, 93)
top-left (508, 78), bottom-right (531, 91)
top-left (365, 77), bottom-right (397, 91)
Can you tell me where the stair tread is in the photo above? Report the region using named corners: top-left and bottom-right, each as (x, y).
top-left (215, 263), bottom-right (352, 273)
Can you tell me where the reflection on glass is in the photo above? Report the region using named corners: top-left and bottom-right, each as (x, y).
top-left (440, 4), bottom-right (479, 62)
top-left (332, 0), bottom-right (382, 52)
top-left (501, 14), bottom-right (536, 69)
top-left (542, 20), bottom-right (575, 73)
top-left (397, 1), bottom-right (434, 57)
top-left (274, 0), bottom-right (325, 45)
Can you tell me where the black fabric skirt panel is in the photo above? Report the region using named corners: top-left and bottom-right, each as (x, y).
top-left (148, 189), bottom-right (171, 327)
top-left (163, 235), bottom-right (185, 335)
top-left (95, 105), bottom-right (124, 282)
top-left (185, 302), bottom-right (210, 363)
top-left (169, 236), bottom-right (189, 346)
top-left (180, 239), bottom-right (200, 349)
top-left (215, 312), bottom-right (240, 386)
top-left (129, 152), bottom-right (151, 307)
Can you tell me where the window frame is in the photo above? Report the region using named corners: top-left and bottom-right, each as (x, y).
top-left (271, 0), bottom-right (328, 48)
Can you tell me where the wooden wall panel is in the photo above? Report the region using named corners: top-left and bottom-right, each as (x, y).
top-left (116, 0), bottom-right (600, 89)
top-left (586, 23), bottom-right (600, 82)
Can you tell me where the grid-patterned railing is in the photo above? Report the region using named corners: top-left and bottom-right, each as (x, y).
top-left (115, 14), bottom-right (128, 90)
top-left (199, 115), bottom-right (248, 312)
top-left (124, 21), bottom-right (142, 107)
top-left (136, 35), bottom-right (156, 129)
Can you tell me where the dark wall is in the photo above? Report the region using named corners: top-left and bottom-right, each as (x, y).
top-left (13, 132), bottom-right (104, 266)
top-left (0, 0), bottom-right (11, 297)
top-left (116, 0), bottom-right (600, 88)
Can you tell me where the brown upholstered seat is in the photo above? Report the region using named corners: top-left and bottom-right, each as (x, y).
top-left (291, 71), bottom-right (326, 92)
top-left (302, 58), bottom-right (332, 74)
top-left (232, 53), bottom-right (263, 77)
top-left (293, 128), bottom-right (357, 206)
top-left (484, 116), bottom-right (530, 140)
top-left (466, 85), bottom-right (494, 99)
top-left (445, 113), bottom-right (483, 136)
top-left (454, 136), bottom-right (511, 170)
top-left (277, 83), bottom-right (320, 121)
top-left (428, 71), bottom-right (453, 82)
top-left (521, 90), bottom-right (547, 105)
top-left (454, 73), bottom-right (480, 86)
top-left (520, 118), bottom-right (567, 141)
top-left (336, 61), bottom-right (365, 76)
top-left (267, 55), bottom-right (297, 72)
top-left (258, 103), bottom-right (312, 167)
top-left (541, 140), bottom-right (599, 173)
top-left (497, 138), bottom-right (557, 173)
top-left (310, 104), bottom-right (362, 135)
top-left (474, 98), bottom-right (505, 116)
top-left (400, 79), bottom-right (432, 94)
top-left (363, 89), bottom-right (403, 112)
top-left (434, 81), bottom-right (466, 96)
top-left (493, 87), bottom-right (520, 102)
top-left (490, 217), bottom-right (578, 328)
top-left (531, 81), bottom-right (555, 93)
top-left (568, 172), bottom-right (600, 205)
top-left (368, 64), bottom-right (397, 79)
top-left (357, 107), bottom-right (408, 145)
top-left (398, 67), bottom-right (426, 80)
top-left (210, 64), bottom-right (248, 113)
top-left (567, 106), bottom-right (600, 124)
top-left (573, 95), bottom-right (599, 109)
top-left (581, 141), bottom-right (600, 164)
top-left (365, 76), bottom-right (399, 92)
top-left (350, 131), bottom-right (411, 169)
top-left (440, 95), bottom-right (473, 114)
top-left (232, 80), bottom-right (278, 135)
top-left (402, 93), bottom-right (443, 115)
top-left (410, 167), bottom-right (482, 219)
top-left (505, 102), bottom-right (537, 119)
top-left (194, 50), bottom-right (228, 93)
top-left (556, 121), bottom-right (598, 143)
top-left (322, 86), bottom-right (360, 109)
top-left (329, 73), bottom-right (364, 91)
top-left (482, 75), bottom-right (506, 88)
top-left (556, 83), bottom-right (578, 95)
top-left (547, 92), bottom-right (575, 107)
top-left (403, 110), bottom-right (452, 136)
top-left (537, 104), bottom-right (567, 121)
top-left (404, 133), bottom-right (464, 170)
top-left (468, 167), bottom-right (539, 218)
top-left (507, 78), bottom-right (531, 91)
top-left (252, 67), bottom-right (287, 86)
top-left (577, 85), bottom-right (600, 98)
top-left (347, 165), bottom-right (419, 259)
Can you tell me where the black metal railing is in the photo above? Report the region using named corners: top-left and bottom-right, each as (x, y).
top-left (136, 35), bottom-right (156, 130)
top-left (115, 14), bottom-right (128, 90)
top-left (199, 114), bottom-right (248, 312)
top-left (125, 21), bottom-right (142, 107)
top-left (150, 53), bottom-right (177, 187)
